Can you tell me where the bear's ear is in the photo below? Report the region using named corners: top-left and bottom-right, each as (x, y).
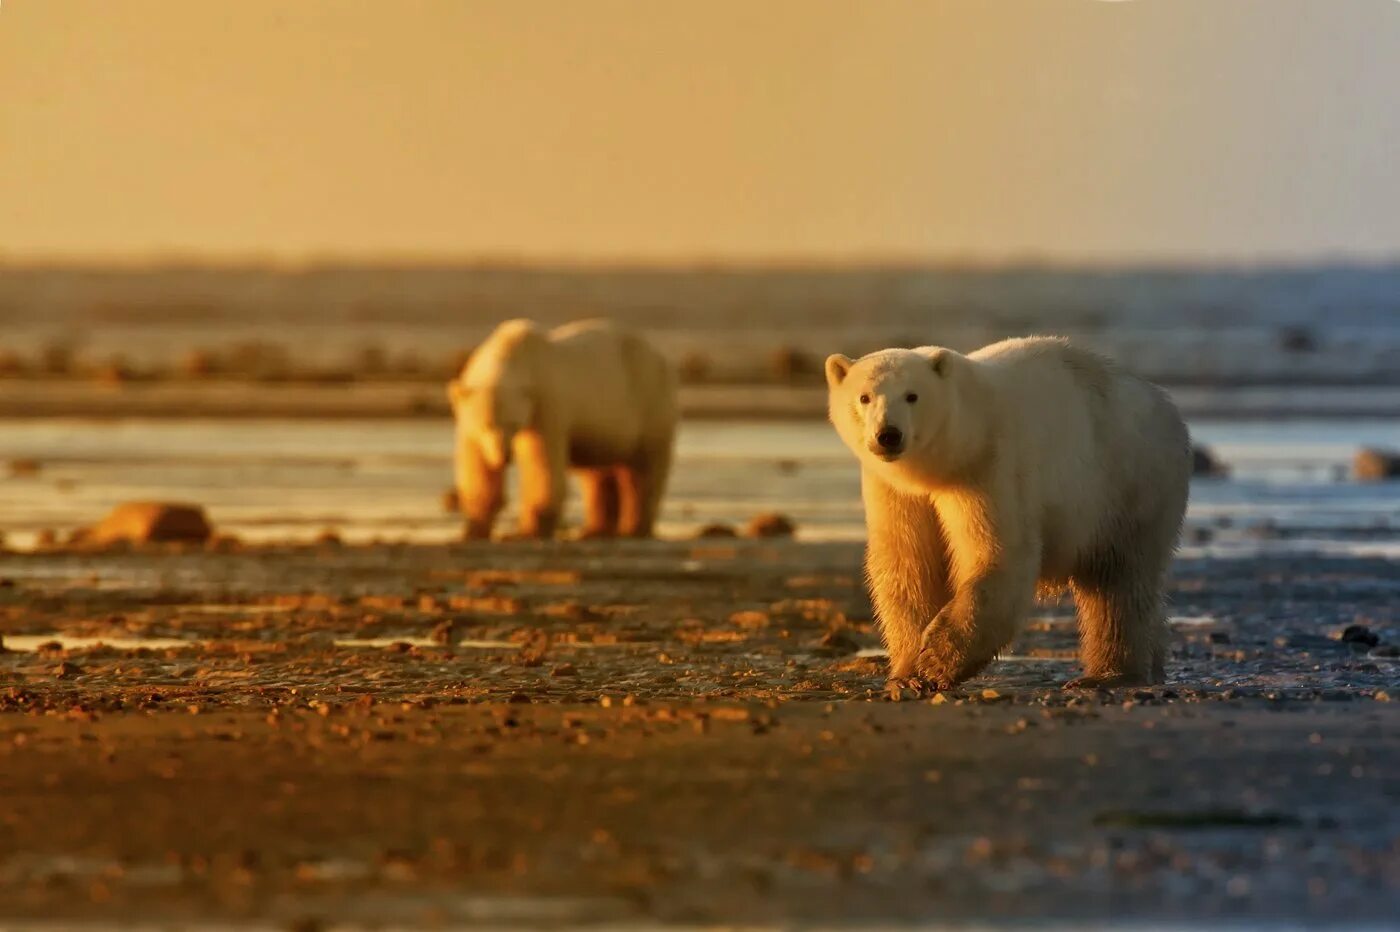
top-left (825, 354), bottom-right (853, 388)
top-left (928, 349), bottom-right (949, 378)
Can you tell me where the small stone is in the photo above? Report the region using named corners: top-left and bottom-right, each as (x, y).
top-left (79, 502), bottom-right (213, 545)
top-left (817, 630), bottom-right (861, 654)
top-left (550, 663), bottom-right (577, 677)
top-left (1192, 446), bottom-right (1227, 478)
top-left (1354, 448), bottom-right (1400, 482)
top-left (694, 523), bottom-right (738, 539)
top-left (744, 512), bottom-right (796, 539)
top-left (1375, 690), bottom-right (1392, 703)
top-left (1339, 625), bottom-right (1380, 648)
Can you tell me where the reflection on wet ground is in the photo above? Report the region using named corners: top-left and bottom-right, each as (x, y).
top-left (1, 417), bottom-right (1399, 550)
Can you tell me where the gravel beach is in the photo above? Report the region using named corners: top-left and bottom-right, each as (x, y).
top-left (1, 538), bottom-right (1396, 927)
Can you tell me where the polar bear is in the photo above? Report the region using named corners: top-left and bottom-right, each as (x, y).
top-left (826, 337), bottom-right (1190, 690)
top-left (448, 319), bottom-right (677, 539)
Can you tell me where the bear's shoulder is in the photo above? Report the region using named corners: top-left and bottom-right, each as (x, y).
top-left (972, 336), bottom-right (1115, 381)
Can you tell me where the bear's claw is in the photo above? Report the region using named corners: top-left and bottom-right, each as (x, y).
top-left (885, 676), bottom-right (946, 701)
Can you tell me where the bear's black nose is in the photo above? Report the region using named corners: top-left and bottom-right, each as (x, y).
top-left (876, 427), bottom-right (903, 450)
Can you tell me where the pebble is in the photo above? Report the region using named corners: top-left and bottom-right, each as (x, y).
top-left (1339, 625), bottom-right (1380, 648)
top-left (745, 512), bottom-right (796, 539)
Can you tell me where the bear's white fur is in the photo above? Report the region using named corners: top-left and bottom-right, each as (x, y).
top-left (448, 319), bottom-right (677, 539)
top-left (826, 337), bottom-right (1189, 690)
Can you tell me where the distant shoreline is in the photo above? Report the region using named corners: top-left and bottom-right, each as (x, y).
top-left (2, 380), bottom-right (1400, 421)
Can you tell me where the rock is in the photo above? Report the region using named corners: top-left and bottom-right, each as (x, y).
top-left (1339, 624), bottom-right (1380, 649)
top-left (551, 663), bottom-right (578, 677)
top-left (1277, 326), bottom-right (1318, 353)
top-left (7, 459), bottom-right (41, 478)
top-left (677, 350), bottom-right (711, 383)
top-left (441, 488), bottom-right (460, 513)
top-left (817, 630), bottom-right (861, 654)
top-left (1354, 448), bottom-right (1400, 482)
top-left (430, 620), bottom-right (458, 646)
top-left (1368, 645), bottom-right (1400, 659)
top-left (205, 533), bottom-right (242, 553)
top-left (694, 523), bottom-right (738, 539)
top-left (315, 528), bottom-right (342, 547)
top-left (745, 512), bottom-right (796, 539)
top-left (80, 502), bottom-right (213, 545)
top-left (769, 346), bottom-right (817, 383)
top-left (179, 348), bottom-right (219, 378)
top-left (1192, 445), bottom-right (1227, 477)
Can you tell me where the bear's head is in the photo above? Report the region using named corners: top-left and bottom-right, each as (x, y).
top-left (447, 379), bottom-right (535, 470)
top-left (825, 347), bottom-right (974, 487)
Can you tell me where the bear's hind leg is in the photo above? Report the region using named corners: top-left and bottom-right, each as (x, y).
top-left (1067, 557), bottom-right (1167, 688)
top-left (577, 469), bottom-right (621, 538)
top-left (617, 439), bottom-right (672, 538)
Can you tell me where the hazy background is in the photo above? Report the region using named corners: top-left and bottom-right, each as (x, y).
top-left (0, 2), bottom-right (1398, 578)
top-left (4, 0), bottom-right (1400, 263)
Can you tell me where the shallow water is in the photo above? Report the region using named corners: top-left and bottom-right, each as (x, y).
top-left (0, 417), bottom-right (1397, 551)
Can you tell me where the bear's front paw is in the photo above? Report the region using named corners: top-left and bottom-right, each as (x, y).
top-left (885, 676), bottom-right (944, 701)
top-left (913, 627), bottom-right (964, 691)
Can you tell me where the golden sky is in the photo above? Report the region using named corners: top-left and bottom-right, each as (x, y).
top-left (2, 0), bottom-right (1399, 262)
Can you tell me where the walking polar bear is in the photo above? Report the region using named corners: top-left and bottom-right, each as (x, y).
top-left (448, 319), bottom-right (677, 540)
top-left (826, 336), bottom-right (1189, 691)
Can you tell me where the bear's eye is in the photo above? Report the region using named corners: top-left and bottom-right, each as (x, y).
top-left (905, 393), bottom-right (918, 404)
top-left (858, 393), bottom-right (870, 405)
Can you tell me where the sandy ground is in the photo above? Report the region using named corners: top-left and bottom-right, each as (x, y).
top-left (1, 539), bottom-right (1397, 928)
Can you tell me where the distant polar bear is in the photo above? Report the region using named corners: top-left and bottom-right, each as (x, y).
top-left (826, 336), bottom-right (1190, 690)
top-left (448, 319), bottom-right (677, 540)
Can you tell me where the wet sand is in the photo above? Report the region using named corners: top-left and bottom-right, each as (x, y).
top-left (1, 539), bottom-right (1397, 927)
